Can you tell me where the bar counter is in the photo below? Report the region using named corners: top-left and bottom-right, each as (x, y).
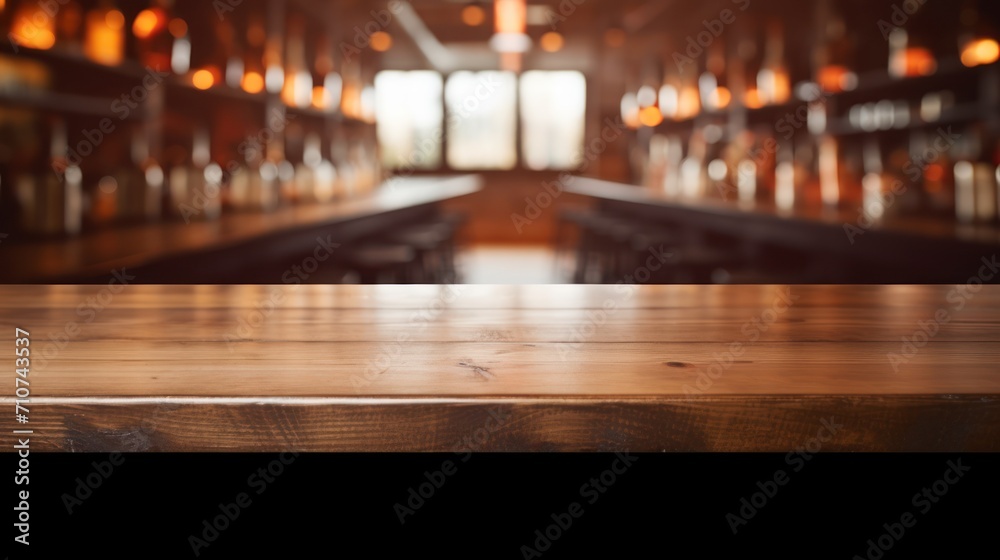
top-left (3, 284), bottom-right (998, 452)
top-left (0, 175), bottom-right (482, 283)
top-left (566, 177), bottom-right (1000, 283)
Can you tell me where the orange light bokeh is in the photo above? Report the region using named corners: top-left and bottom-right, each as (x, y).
top-left (461, 5), bottom-right (485, 26)
top-left (242, 71), bottom-right (265, 94)
top-left (639, 106), bottom-right (664, 127)
top-left (961, 39), bottom-right (1000, 68)
top-left (370, 31), bottom-right (393, 52)
top-left (192, 69), bottom-right (215, 90)
top-left (540, 32), bottom-right (564, 52)
top-left (132, 9), bottom-right (164, 39)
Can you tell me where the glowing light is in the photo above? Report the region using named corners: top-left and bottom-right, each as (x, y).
top-left (192, 69), bottom-right (215, 90)
top-left (84, 7), bottom-right (125, 66)
top-left (961, 38), bottom-right (999, 67)
top-left (168, 18), bottom-right (188, 39)
top-left (10, 4), bottom-right (56, 50)
top-left (744, 88), bottom-right (764, 109)
top-left (461, 5), bottom-right (485, 26)
top-left (132, 9), bottom-right (163, 39)
top-left (639, 106), bottom-right (663, 127)
top-left (540, 32), bottom-right (563, 52)
top-left (710, 87), bottom-right (731, 109)
top-left (241, 71), bottom-right (265, 94)
top-left (370, 31), bottom-right (392, 52)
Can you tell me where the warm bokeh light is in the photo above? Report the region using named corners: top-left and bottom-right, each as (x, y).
top-left (312, 86), bottom-right (327, 109)
top-left (710, 87), bottom-right (731, 110)
top-left (604, 28), bottom-right (626, 48)
top-left (961, 39), bottom-right (1000, 67)
top-left (105, 9), bottom-right (124, 29)
top-left (370, 31), bottom-right (393, 52)
top-left (192, 69), bottom-right (215, 90)
top-left (924, 163), bottom-right (945, 185)
top-left (10, 5), bottom-right (56, 50)
top-left (461, 5), bottom-right (485, 26)
top-left (676, 86), bottom-right (700, 120)
top-left (744, 88), bottom-right (764, 109)
top-left (620, 92), bottom-right (640, 129)
top-left (241, 71), bottom-right (265, 94)
top-left (639, 106), bottom-right (664, 127)
top-left (495, 0), bottom-right (526, 35)
top-left (892, 48), bottom-right (937, 77)
top-left (84, 7), bottom-right (125, 66)
top-left (168, 18), bottom-right (188, 39)
top-left (817, 65), bottom-right (858, 93)
top-left (132, 9), bottom-right (164, 39)
top-left (539, 32), bottom-right (564, 52)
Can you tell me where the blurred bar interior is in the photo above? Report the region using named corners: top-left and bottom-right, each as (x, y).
top-left (0, 0), bottom-right (998, 284)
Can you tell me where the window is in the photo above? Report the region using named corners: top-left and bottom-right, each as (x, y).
top-left (445, 71), bottom-right (518, 169)
top-left (520, 70), bottom-right (586, 170)
top-left (374, 71), bottom-right (444, 169)
top-left (374, 69), bottom-right (586, 170)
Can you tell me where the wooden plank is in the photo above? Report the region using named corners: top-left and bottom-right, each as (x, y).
top-left (0, 285), bottom-right (998, 451)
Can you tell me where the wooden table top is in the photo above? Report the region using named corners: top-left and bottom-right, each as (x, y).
top-left (3, 284), bottom-right (998, 451)
top-left (0, 175), bottom-right (482, 283)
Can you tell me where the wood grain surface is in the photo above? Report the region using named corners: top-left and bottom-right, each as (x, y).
top-left (1, 285), bottom-right (998, 451)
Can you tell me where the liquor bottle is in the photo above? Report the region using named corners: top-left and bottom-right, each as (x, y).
top-left (83, 0), bottom-right (125, 66)
top-left (132, 1), bottom-right (171, 72)
top-left (54, 0), bottom-right (83, 54)
top-left (774, 139), bottom-right (796, 211)
top-left (13, 118), bottom-right (83, 235)
top-left (216, 17), bottom-right (243, 89)
top-left (680, 130), bottom-right (707, 199)
top-left (241, 11), bottom-right (267, 94)
top-left (814, 0), bottom-right (856, 93)
top-left (116, 126), bottom-right (163, 221)
top-left (282, 13), bottom-right (311, 108)
top-left (168, 127), bottom-right (222, 220)
top-left (295, 131), bottom-right (336, 203)
top-left (699, 40), bottom-right (730, 112)
top-left (757, 21), bottom-right (790, 106)
top-left (313, 35), bottom-right (341, 111)
top-left (229, 136), bottom-right (279, 212)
